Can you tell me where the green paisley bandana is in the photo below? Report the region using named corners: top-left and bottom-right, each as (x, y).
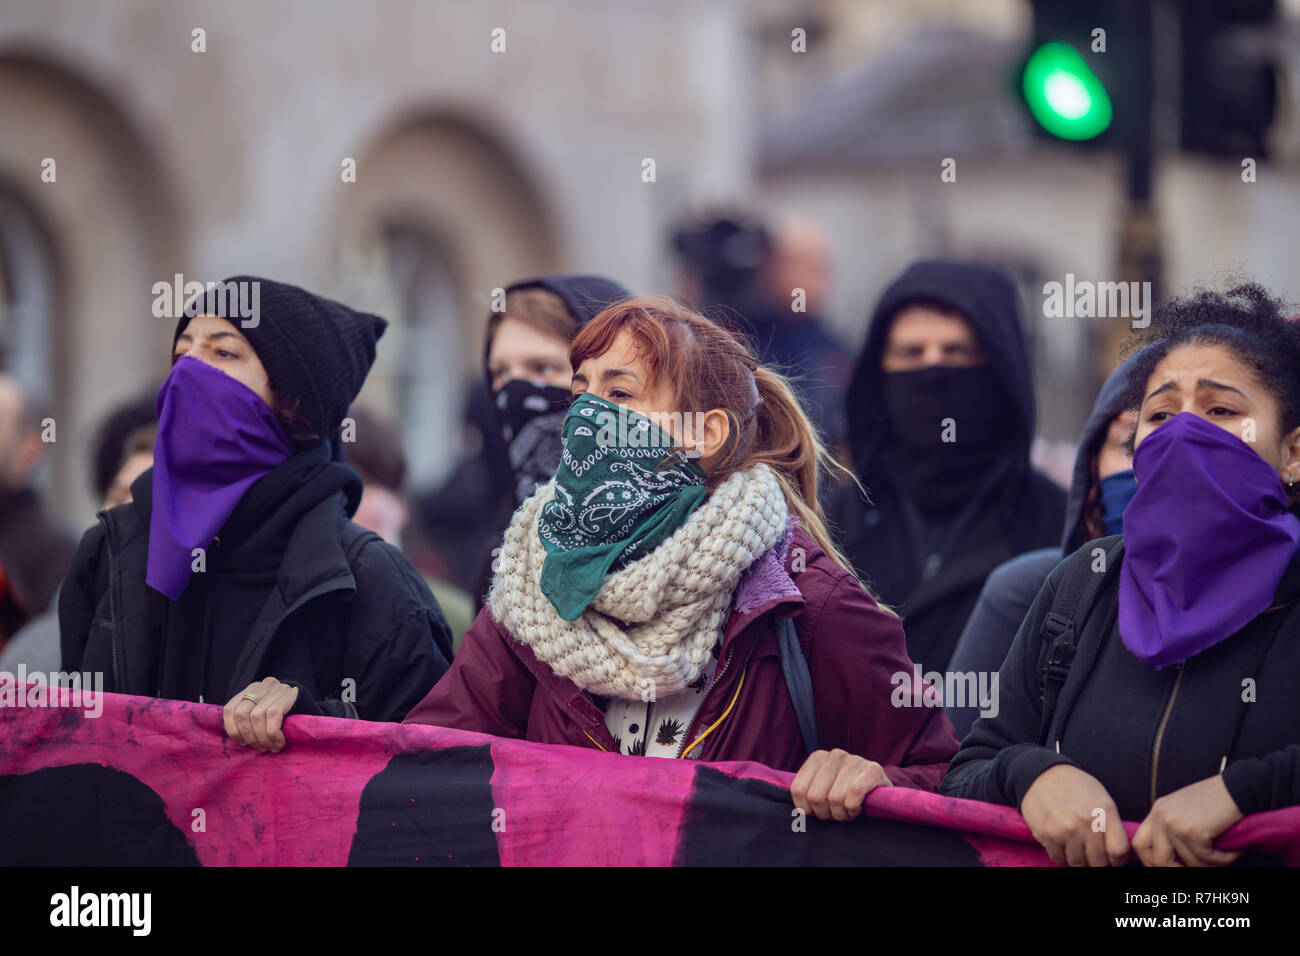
top-left (539, 392), bottom-right (708, 621)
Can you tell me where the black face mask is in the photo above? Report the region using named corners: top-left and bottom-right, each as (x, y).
top-left (880, 365), bottom-right (1017, 514)
top-left (494, 378), bottom-right (572, 504)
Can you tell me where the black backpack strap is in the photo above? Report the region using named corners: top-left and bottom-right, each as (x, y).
top-left (1037, 539), bottom-right (1124, 746)
top-left (776, 616), bottom-right (820, 755)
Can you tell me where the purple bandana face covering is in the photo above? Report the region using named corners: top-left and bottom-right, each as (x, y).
top-left (146, 356), bottom-right (293, 599)
top-left (1119, 411), bottom-right (1300, 668)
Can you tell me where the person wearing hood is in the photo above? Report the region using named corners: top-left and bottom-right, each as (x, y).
top-left (827, 259), bottom-right (1067, 674)
top-left (942, 283), bottom-right (1300, 867)
top-left (59, 276), bottom-right (453, 751)
top-left (455, 274), bottom-right (631, 608)
top-left (944, 354), bottom-right (1140, 738)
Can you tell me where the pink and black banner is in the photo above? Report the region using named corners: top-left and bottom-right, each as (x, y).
top-left (1, 684), bottom-right (1297, 866)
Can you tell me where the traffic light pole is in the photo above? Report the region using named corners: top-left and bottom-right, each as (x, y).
top-left (1114, 0), bottom-right (1161, 361)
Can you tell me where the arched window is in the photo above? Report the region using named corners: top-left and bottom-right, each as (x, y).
top-left (331, 112), bottom-right (561, 495)
top-left (376, 222), bottom-right (463, 490)
top-left (0, 189), bottom-right (56, 400)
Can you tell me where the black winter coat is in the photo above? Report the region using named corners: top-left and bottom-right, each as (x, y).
top-left (940, 536), bottom-right (1300, 822)
top-left (832, 260), bottom-right (1066, 672)
top-left (829, 467), bottom-right (1064, 674)
top-left (59, 445), bottom-right (452, 722)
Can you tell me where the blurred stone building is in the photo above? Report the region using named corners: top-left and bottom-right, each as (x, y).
top-left (4, 0), bottom-right (1300, 525)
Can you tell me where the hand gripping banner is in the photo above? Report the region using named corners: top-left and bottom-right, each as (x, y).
top-left (2, 685), bottom-right (1297, 866)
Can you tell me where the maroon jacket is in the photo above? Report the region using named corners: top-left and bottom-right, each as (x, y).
top-left (404, 523), bottom-right (960, 787)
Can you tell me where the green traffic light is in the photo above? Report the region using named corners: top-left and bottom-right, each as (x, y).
top-left (1023, 41), bottom-right (1113, 140)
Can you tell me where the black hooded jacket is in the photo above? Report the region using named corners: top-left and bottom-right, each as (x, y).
top-left (941, 534), bottom-right (1300, 826)
top-left (827, 260), bottom-right (1066, 672)
top-left (945, 354), bottom-right (1140, 737)
top-left (59, 442), bottom-right (453, 721)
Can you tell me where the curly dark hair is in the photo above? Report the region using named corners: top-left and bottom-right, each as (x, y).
top-left (1120, 281), bottom-right (1300, 500)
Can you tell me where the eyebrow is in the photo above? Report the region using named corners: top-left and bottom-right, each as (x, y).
top-left (175, 330), bottom-right (247, 347)
top-left (1145, 378), bottom-right (1249, 402)
top-left (570, 368), bottom-right (642, 386)
top-left (889, 340), bottom-right (978, 352)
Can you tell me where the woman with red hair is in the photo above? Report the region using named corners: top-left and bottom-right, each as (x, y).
top-left (405, 295), bottom-right (959, 820)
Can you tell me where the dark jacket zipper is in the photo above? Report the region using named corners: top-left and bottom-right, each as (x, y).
top-left (101, 514), bottom-right (124, 694)
top-left (1149, 660), bottom-right (1187, 806)
top-left (197, 535), bottom-right (220, 704)
top-left (108, 579), bottom-right (122, 691)
top-left (677, 639), bottom-right (738, 758)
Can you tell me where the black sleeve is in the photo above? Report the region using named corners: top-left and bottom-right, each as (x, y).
top-left (352, 603), bottom-right (453, 723)
top-left (311, 535), bottom-right (453, 723)
top-left (57, 523), bottom-right (107, 673)
top-left (945, 550), bottom-right (1063, 740)
top-left (943, 585), bottom-right (1007, 741)
top-left (284, 602), bottom-right (451, 724)
top-left (939, 556), bottom-right (1079, 809)
top-left (284, 680), bottom-right (354, 719)
top-left (1221, 745), bottom-right (1300, 816)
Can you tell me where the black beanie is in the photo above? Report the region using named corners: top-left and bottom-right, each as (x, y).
top-left (172, 275), bottom-right (387, 443)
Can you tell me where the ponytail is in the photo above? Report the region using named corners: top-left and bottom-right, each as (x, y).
top-left (747, 367), bottom-right (865, 581)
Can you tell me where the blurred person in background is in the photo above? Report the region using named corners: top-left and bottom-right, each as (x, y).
top-left (60, 277), bottom-right (452, 751)
top-left (827, 259), bottom-right (1067, 675)
top-left (672, 212), bottom-right (851, 447)
top-left (418, 275), bottom-right (630, 609)
top-left (0, 389), bottom-right (156, 674)
top-left (94, 393), bottom-right (158, 510)
top-left (0, 377), bottom-right (77, 654)
top-left (944, 355), bottom-right (1140, 738)
top-left (344, 404), bottom-right (474, 651)
top-left (943, 284), bottom-right (1300, 867)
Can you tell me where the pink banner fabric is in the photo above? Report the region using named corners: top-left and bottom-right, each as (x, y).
top-left (1, 685), bottom-right (1296, 866)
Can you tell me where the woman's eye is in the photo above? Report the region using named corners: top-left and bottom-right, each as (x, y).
top-left (1148, 411), bottom-right (1170, 423)
top-left (609, 389), bottom-right (631, 400)
top-left (1209, 406), bottom-right (1236, 417)
top-left (217, 349), bottom-right (237, 359)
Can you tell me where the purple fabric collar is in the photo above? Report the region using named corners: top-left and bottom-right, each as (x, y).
top-left (146, 357), bottom-right (293, 599)
top-left (733, 521), bottom-right (802, 616)
top-left (1119, 412), bottom-right (1300, 668)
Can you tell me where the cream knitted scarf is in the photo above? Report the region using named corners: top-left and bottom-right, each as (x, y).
top-left (488, 462), bottom-right (790, 700)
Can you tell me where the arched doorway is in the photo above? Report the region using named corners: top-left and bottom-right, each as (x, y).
top-left (331, 112), bottom-right (560, 491)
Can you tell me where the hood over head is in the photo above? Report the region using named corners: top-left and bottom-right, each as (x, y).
top-left (846, 259), bottom-right (1035, 477)
top-left (481, 274), bottom-right (631, 381)
top-left (1060, 350), bottom-right (1145, 553)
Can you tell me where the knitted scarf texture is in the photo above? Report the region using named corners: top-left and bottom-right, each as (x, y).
top-left (489, 463), bottom-right (790, 700)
